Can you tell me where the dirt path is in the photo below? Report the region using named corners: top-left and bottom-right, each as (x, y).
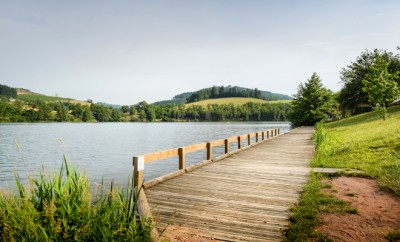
top-left (317, 177), bottom-right (400, 241)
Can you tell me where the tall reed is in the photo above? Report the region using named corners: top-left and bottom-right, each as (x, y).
top-left (0, 156), bottom-right (152, 241)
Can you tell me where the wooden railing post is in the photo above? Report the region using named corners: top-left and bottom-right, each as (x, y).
top-left (132, 156), bottom-right (159, 241)
top-left (262, 131), bottom-right (265, 140)
top-left (266, 130), bottom-right (270, 139)
top-left (256, 133), bottom-right (259, 142)
top-left (207, 142), bottom-right (212, 160)
top-left (133, 156), bottom-right (143, 190)
top-left (247, 134), bottom-right (251, 146)
top-left (278, 128), bottom-right (280, 135)
top-left (238, 136), bottom-right (241, 149)
top-left (224, 139), bottom-right (229, 154)
top-left (178, 147), bottom-right (185, 170)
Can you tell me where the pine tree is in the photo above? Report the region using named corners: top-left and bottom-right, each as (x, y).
top-left (290, 73), bottom-right (337, 127)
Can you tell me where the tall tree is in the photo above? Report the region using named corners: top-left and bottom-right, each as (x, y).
top-left (338, 49), bottom-right (400, 112)
top-left (362, 52), bottom-right (400, 120)
top-left (290, 73), bottom-right (337, 127)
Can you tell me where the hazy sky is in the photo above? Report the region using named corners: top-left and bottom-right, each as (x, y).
top-left (1, 1), bottom-right (399, 104)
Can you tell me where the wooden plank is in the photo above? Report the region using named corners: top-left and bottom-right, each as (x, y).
top-left (227, 136), bottom-right (238, 143)
top-left (185, 142), bottom-right (207, 153)
top-left (144, 148), bottom-right (179, 163)
top-left (210, 139), bottom-right (225, 146)
top-left (145, 126), bottom-right (315, 241)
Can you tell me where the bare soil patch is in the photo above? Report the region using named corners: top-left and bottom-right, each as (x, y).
top-left (159, 224), bottom-right (218, 242)
top-left (317, 176), bottom-right (400, 241)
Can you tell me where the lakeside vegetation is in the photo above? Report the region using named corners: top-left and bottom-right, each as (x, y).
top-left (1, 87), bottom-right (293, 122)
top-left (0, 158), bottom-right (152, 241)
top-left (284, 106), bottom-right (400, 240)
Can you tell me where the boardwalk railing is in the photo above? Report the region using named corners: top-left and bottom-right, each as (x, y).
top-left (132, 128), bottom-right (281, 241)
top-left (133, 128), bottom-right (280, 190)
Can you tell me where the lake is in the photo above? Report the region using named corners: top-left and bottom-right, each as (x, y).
top-left (0, 122), bottom-right (290, 188)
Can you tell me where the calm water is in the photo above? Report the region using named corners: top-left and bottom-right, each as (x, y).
top-left (0, 122), bottom-right (290, 187)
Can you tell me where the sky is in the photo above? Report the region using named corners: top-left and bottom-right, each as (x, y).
top-left (1, 0), bottom-right (399, 105)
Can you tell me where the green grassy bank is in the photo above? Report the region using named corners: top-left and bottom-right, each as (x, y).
top-left (313, 105), bottom-right (400, 195)
top-left (284, 105), bottom-right (400, 241)
top-left (0, 158), bottom-right (152, 241)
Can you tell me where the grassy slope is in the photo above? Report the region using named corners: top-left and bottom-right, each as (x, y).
top-left (313, 105), bottom-right (400, 195)
top-left (284, 106), bottom-right (400, 241)
top-left (17, 91), bottom-right (89, 105)
top-left (185, 97), bottom-right (290, 107)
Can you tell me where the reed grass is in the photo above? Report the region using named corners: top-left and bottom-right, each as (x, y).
top-left (0, 156), bottom-right (152, 241)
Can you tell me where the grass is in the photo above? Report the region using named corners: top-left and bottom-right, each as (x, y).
top-left (283, 173), bottom-right (355, 241)
top-left (0, 157), bottom-right (152, 241)
top-left (385, 230), bottom-right (400, 241)
top-left (313, 105), bottom-right (400, 195)
top-left (185, 97), bottom-right (290, 107)
top-left (18, 93), bottom-right (89, 105)
top-left (284, 105), bottom-right (400, 241)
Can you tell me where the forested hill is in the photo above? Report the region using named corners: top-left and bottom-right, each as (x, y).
top-left (152, 86), bottom-right (292, 105)
top-left (0, 84), bottom-right (17, 98)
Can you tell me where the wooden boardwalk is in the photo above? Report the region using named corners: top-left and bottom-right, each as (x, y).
top-left (144, 127), bottom-right (315, 241)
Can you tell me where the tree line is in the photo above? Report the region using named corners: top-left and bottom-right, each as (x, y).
top-left (186, 86), bottom-right (264, 103)
top-left (0, 97), bottom-right (292, 123)
top-left (0, 99), bottom-right (123, 122)
top-left (0, 84), bottom-right (17, 98)
top-left (125, 101), bottom-right (291, 122)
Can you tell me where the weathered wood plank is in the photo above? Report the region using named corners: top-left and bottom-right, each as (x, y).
top-left (146, 126), bottom-right (315, 241)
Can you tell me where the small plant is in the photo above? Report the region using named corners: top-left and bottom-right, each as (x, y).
top-left (313, 122), bottom-right (327, 147)
top-left (0, 157), bottom-right (153, 241)
top-left (385, 230), bottom-right (400, 241)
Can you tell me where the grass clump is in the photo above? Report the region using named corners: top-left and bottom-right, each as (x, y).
top-left (312, 105), bottom-right (400, 195)
top-left (0, 157), bottom-right (152, 241)
top-left (284, 173), bottom-right (331, 241)
top-left (385, 230), bottom-right (400, 241)
top-left (284, 173), bottom-right (357, 241)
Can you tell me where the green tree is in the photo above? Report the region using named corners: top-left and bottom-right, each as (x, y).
top-left (338, 49), bottom-right (400, 113)
top-left (362, 52), bottom-right (400, 120)
top-left (111, 109), bottom-right (122, 121)
top-left (290, 73), bottom-right (337, 127)
top-left (82, 106), bottom-right (94, 122)
top-left (54, 102), bottom-right (69, 122)
top-left (120, 105), bottom-right (129, 113)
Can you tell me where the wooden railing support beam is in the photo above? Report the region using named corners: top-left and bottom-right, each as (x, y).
top-left (178, 147), bottom-right (185, 170)
top-left (224, 139), bottom-right (229, 154)
top-left (207, 142), bottom-right (212, 160)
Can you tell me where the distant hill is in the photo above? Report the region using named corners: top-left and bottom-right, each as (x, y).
top-left (152, 92), bottom-right (193, 106)
top-left (96, 102), bottom-right (122, 109)
top-left (16, 88), bottom-right (90, 105)
top-left (186, 97), bottom-right (291, 107)
top-left (152, 86), bottom-right (292, 106)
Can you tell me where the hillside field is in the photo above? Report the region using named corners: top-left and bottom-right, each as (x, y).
top-left (185, 97), bottom-right (291, 107)
top-left (17, 89), bottom-right (89, 105)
